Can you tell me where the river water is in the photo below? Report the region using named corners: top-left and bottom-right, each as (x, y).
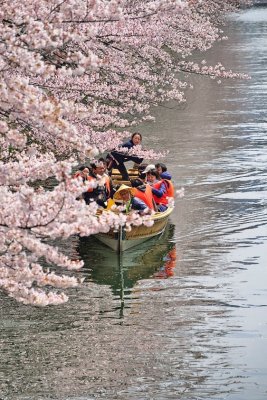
top-left (1, 6), bottom-right (267, 400)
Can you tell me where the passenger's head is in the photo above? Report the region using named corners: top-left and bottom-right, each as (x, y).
top-left (114, 184), bottom-right (133, 202)
top-left (79, 166), bottom-right (89, 178)
top-left (138, 172), bottom-right (147, 182)
top-left (147, 169), bottom-right (160, 183)
top-left (131, 178), bottom-right (144, 188)
top-left (155, 163), bottom-right (167, 175)
top-left (98, 157), bottom-right (107, 169)
top-left (131, 132), bottom-right (142, 146)
top-left (143, 164), bottom-right (156, 174)
top-left (138, 164), bottom-right (148, 180)
top-left (138, 163), bottom-right (148, 173)
top-left (91, 160), bottom-right (105, 176)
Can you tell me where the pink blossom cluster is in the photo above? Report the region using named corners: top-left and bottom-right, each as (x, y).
top-left (0, 0), bottom-right (250, 305)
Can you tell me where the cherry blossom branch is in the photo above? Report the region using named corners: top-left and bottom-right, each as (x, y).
top-left (0, 0), bottom-right (250, 305)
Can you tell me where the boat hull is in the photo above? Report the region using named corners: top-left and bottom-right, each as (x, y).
top-left (95, 207), bottom-right (173, 252)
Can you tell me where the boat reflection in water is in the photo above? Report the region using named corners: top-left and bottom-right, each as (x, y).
top-left (77, 223), bottom-right (177, 316)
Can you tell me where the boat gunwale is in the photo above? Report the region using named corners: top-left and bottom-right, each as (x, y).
top-left (94, 206), bottom-right (174, 252)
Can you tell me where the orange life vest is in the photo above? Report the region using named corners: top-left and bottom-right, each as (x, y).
top-left (152, 179), bottom-right (174, 206)
top-left (103, 175), bottom-right (111, 198)
top-left (132, 185), bottom-right (155, 210)
top-left (87, 174), bottom-right (111, 200)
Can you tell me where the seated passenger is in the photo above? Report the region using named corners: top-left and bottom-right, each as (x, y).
top-left (73, 165), bottom-right (90, 181)
top-left (83, 161), bottom-right (109, 208)
top-left (95, 158), bottom-right (114, 199)
top-left (73, 166), bottom-right (90, 201)
top-left (137, 163), bottom-right (149, 175)
top-left (155, 162), bottom-right (166, 175)
top-left (131, 179), bottom-right (157, 211)
top-left (107, 132), bottom-right (143, 181)
top-left (143, 164), bottom-right (156, 175)
top-left (113, 184), bottom-right (150, 215)
top-left (147, 169), bottom-right (174, 212)
top-left (155, 163), bottom-right (172, 180)
top-left (146, 169), bottom-right (160, 186)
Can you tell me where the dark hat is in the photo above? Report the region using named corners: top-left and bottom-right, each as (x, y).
top-left (131, 178), bottom-right (143, 188)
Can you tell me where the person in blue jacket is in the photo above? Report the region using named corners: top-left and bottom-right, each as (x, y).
top-left (107, 132), bottom-right (143, 181)
top-left (155, 163), bottom-right (172, 180)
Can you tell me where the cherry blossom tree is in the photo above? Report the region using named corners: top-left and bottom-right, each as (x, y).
top-left (0, 0), bottom-right (250, 306)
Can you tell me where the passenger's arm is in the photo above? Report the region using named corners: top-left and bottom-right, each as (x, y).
top-left (152, 182), bottom-right (167, 198)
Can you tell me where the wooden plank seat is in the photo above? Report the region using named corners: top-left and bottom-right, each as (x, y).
top-left (111, 168), bottom-right (139, 185)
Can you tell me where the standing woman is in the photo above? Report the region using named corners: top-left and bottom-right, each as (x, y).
top-left (107, 132), bottom-right (143, 181)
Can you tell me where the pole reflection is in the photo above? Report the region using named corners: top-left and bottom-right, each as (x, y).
top-left (76, 224), bottom-right (177, 316)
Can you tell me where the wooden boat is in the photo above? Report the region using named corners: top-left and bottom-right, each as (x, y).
top-left (110, 166), bottom-right (140, 186)
top-left (95, 206), bottom-right (174, 252)
top-left (94, 167), bottom-right (174, 252)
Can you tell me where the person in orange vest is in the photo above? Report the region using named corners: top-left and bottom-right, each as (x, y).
top-left (97, 157), bottom-right (114, 199)
top-left (146, 168), bottom-right (160, 186)
top-left (83, 161), bottom-right (111, 207)
top-left (113, 184), bottom-right (150, 215)
top-left (130, 178), bottom-right (157, 211)
top-left (146, 168), bottom-right (174, 212)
